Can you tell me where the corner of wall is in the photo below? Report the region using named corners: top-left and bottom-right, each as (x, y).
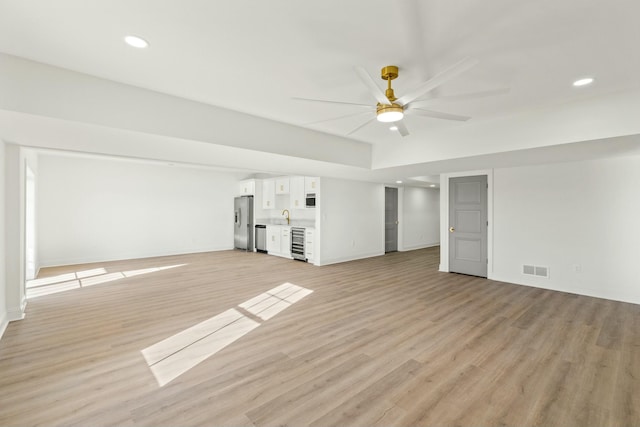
top-left (0, 312), bottom-right (7, 339)
top-left (0, 139), bottom-right (7, 337)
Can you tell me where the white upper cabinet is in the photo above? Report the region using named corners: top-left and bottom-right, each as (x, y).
top-left (289, 176), bottom-right (305, 209)
top-left (237, 179), bottom-right (255, 196)
top-left (262, 179), bottom-right (275, 209)
top-left (305, 176), bottom-right (319, 193)
top-left (275, 177), bottom-right (290, 195)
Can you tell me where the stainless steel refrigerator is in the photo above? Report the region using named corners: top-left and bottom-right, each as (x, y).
top-left (234, 196), bottom-right (254, 251)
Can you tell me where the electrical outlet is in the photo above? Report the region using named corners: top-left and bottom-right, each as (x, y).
top-left (573, 264), bottom-right (582, 273)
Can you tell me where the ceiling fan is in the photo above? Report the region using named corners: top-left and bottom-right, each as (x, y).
top-left (295, 58), bottom-right (509, 137)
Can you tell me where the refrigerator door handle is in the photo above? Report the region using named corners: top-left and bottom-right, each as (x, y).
top-left (235, 209), bottom-right (240, 226)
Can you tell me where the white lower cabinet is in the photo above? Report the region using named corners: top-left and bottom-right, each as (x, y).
top-left (266, 225), bottom-right (280, 254)
top-left (305, 228), bottom-right (315, 263)
top-left (281, 226), bottom-right (291, 257)
top-left (266, 225), bottom-right (291, 258)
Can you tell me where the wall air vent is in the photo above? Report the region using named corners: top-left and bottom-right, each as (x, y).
top-left (523, 264), bottom-right (549, 278)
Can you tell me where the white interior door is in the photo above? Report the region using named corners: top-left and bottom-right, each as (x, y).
top-left (448, 175), bottom-right (487, 277)
top-left (385, 187), bottom-right (398, 252)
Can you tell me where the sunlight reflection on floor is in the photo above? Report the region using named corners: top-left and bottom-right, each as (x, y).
top-left (142, 283), bottom-right (313, 387)
top-left (26, 264), bottom-right (186, 298)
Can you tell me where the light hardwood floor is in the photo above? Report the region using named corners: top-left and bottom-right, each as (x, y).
top-left (1, 247), bottom-right (639, 426)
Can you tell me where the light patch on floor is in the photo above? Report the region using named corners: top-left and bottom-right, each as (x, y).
top-left (142, 283), bottom-right (313, 387)
top-left (240, 283), bottom-right (314, 320)
top-left (26, 264), bottom-right (186, 298)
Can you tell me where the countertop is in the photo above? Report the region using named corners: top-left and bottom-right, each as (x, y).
top-left (255, 219), bottom-right (315, 228)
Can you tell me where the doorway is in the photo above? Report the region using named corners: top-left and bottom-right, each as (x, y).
top-left (385, 187), bottom-right (398, 253)
top-left (25, 166), bottom-right (36, 281)
top-left (448, 175), bottom-right (487, 277)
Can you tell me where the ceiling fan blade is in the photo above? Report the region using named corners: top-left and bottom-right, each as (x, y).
top-left (304, 110), bottom-right (372, 126)
top-left (395, 120), bottom-right (410, 137)
top-left (410, 108), bottom-right (471, 122)
top-left (292, 97), bottom-right (372, 108)
top-left (410, 88), bottom-right (510, 107)
top-left (346, 117), bottom-right (376, 136)
top-left (354, 66), bottom-right (390, 105)
top-left (396, 57), bottom-right (479, 106)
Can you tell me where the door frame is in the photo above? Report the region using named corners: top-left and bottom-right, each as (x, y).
top-left (25, 165), bottom-right (36, 281)
top-left (439, 170), bottom-right (493, 278)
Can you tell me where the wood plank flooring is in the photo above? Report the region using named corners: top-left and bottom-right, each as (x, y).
top-left (1, 247), bottom-right (639, 426)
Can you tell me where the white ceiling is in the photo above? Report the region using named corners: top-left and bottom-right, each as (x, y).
top-left (1, 0), bottom-right (640, 184)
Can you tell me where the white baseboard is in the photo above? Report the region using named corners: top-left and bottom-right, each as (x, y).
top-left (489, 274), bottom-right (640, 306)
top-left (400, 242), bottom-right (440, 252)
top-left (0, 311), bottom-right (8, 340)
top-left (38, 246), bottom-right (235, 269)
top-left (318, 250), bottom-right (384, 266)
top-left (6, 306), bottom-right (25, 322)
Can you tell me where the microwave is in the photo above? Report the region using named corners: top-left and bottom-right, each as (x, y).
top-left (305, 193), bottom-right (316, 208)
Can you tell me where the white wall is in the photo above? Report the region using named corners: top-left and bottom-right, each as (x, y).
top-left (492, 155), bottom-right (640, 304)
top-left (0, 140), bottom-right (7, 337)
top-left (4, 144), bottom-right (30, 322)
top-left (400, 186), bottom-right (440, 251)
top-left (38, 153), bottom-right (238, 266)
top-left (318, 178), bottom-right (385, 265)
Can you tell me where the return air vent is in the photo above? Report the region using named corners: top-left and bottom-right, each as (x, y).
top-left (522, 264), bottom-right (549, 278)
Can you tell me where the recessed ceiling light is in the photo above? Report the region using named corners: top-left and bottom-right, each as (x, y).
top-left (389, 126), bottom-right (398, 131)
top-left (124, 35), bottom-right (149, 48)
top-left (396, 180), bottom-right (403, 184)
top-left (573, 77), bottom-right (594, 87)
top-left (429, 184), bottom-right (436, 188)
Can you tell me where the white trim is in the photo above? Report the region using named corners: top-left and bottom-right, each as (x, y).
top-left (400, 242), bottom-right (440, 252)
top-left (492, 275), bottom-right (640, 306)
top-left (317, 250), bottom-right (385, 266)
top-left (397, 187), bottom-right (404, 252)
top-left (6, 307), bottom-right (26, 322)
top-left (37, 246), bottom-right (234, 269)
top-left (439, 169), bottom-right (494, 278)
top-left (0, 312), bottom-right (8, 339)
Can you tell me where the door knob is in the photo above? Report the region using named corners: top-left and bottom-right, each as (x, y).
top-left (449, 226), bottom-right (455, 232)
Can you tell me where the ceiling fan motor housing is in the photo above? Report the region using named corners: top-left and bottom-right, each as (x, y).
top-left (376, 103), bottom-right (404, 122)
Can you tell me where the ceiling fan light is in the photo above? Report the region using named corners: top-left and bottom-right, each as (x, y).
top-left (376, 104), bottom-right (404, 122)
top-left (573, 77), bottom-right (594, 87)
top-left (124, 35), bottom-right (149, 48)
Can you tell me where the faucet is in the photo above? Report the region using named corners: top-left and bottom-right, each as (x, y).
top-left (282, 209), bottom-right (290, 225)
